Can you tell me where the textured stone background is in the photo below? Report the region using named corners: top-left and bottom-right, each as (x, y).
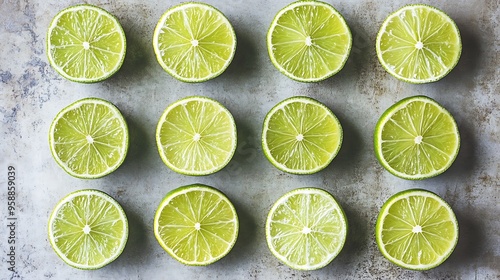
top-left (1, 0), bottom-right (499, 279)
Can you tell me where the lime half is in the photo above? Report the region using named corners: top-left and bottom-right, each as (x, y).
top-left (154, 184), bottom-right (239, 265)
top-left (262, 96), bottom-right (342, 174)
top-left (153, 2), bottom-right (236, 82)
top-left (156, 96), bottom-right (237, 176)
top-left (48, 189), bottom-right (128, 269)
top-left (266, 188), bottom-right (347, 270)
top-left (376, 189), bottom-right (458, 270)
top-left (376, 4), bottom-right (461, 83)
top-left (49, 98), bottom-right (129, 179)
top-left (267, 0), bottom-right (352, 82)
top-left (374, 95), bottom-right (460, 180)
top-left (46, 4), bottom-right (126, 83)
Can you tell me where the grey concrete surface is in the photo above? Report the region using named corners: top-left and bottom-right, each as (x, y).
top-left (1, 0), bottom-right (499, 279)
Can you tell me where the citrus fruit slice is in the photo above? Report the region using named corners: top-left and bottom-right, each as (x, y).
top-left (375, 189), bottom-right (459, 270)
top-left (156, 96), bottom-right (237, 175)
top-left (48, 189), bottom-right (128, 269)
top-left (376, 4), bottom-right (461, 83)
top-left (46, 4), bottom-right (126, 83)
top-left (267, 0), bottom-right (352, 82)
top-left (49, 98), bottom-right (129, 179)
top-left (153, 2), bottom-right (236, 82)
top-left (374, 95), bottom-right (460, 180)
top-left (266, 188), bottom-right (347, 270)
top-left (154, 184), bottom-right (239, 265)
top-left (262, 96), bottom-right (342, 174)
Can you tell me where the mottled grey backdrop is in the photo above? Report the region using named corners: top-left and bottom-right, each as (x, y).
top-left (1, 0), bottom-right (499, 279)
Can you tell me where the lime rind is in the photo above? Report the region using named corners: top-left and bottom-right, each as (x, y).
top-left (46, 4), bottom-right (127, 83)
top-left (155, 96), bottom-right (237, 176)
top-left (374, 95), bottom-right (460, 180)
top-left (376, 4), bottom-right (461, 84)
top-left (153, 2), bottom-right (237, 82)
top-left (48, 97), bottom-right (129, 179)
top-left (265, 187), bottom-right (348, 270)
top-left (153, 184), bottom-right (239, 266)
top-left (262, 96), bottom-right (343, 174)
top-left (48, 189), bottom-right (129, 269)
top-left (375, 189), bottom-right (458, 270)
top-left (267, 0), bottom-right (352, 82)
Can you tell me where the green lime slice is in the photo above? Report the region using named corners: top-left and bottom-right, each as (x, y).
top-left (267, 0), bottom-right (352, 82)
top-left (375, 189), bottom-right (459, 270)
top-left (153, 2), bottom-right (236, 82)
top-left (46, 4), bottom-right (126, 83)
top-left (48, 189), bottom-right (128, 269)
top-left (49, 98), bottom-right (129, 179)
top-left (154, 184), bottom-right (239, 265)
top-left (376, 4), bottom-right (461, 83)
top-left (266, 188), bottom-right (347, 270)
top-left (374, 95), bottom-right (460, 180)
top-left (156, 96), bottom-right (237, 176)
top-left (262, 96), bottom-right (342, 174)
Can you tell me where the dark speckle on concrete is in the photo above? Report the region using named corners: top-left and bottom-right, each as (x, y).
top-left (0, 70), bottom-right (13, 83)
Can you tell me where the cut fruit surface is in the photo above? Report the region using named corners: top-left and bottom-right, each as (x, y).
top-left (153, 2), bottom-right (236, 82)
top-left (375, 189), bottom-right (458, 270)
top-left (262, 96), bottom-right (342, 174)
top-left (266, 188), bottom-right (347, 270)
top-left (156, 96), bottom-right (237, 175)
top-left (267, 0), bottom-right (352, 82)
top-left (154, 184), bottom-right (239, 265)
top-left (374, 95), bottom-right (460, 180)
top-left (46, 4), bottom-right (126, 83)
top-left (48, 189), bottom-right (128, 269)
top-left (376, 4), bottom-right (461, 83)
top-left (49, 98), bottom-right (129, 179)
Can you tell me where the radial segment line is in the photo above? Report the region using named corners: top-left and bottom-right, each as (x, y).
top-left (275, 23), bottom-right (306, 36)
top-left (313, 44), bottom-right (345, 57)
top-left (200, 199), bottom-right (223, 223)
top-left (270, 220), bottom-right (302, 229)
top-left (397, 15), bottom-right (418, 42)
top-left (278, 113), bottom-right (299, 135)
top-left (198, 21), bottom-right (226, 41)
top-left (382, 231), bottom-right (412, 245)
top-left (199, 230), bottom-right (214, 259)
top-left (309, 233), bottom-right (332, 255)
top-left (283, 202), bottom-right (305, 227)
top-left (201, 228), bottom-right (231, 244)
top-left (388, 118), bottom-right (416, 137)
top-left (87, 234), bottom-right (107, 258)
top-left (60, 233), bottom-right (85, 254)
top-left (421, 142), bottom-right (450, 157)
top-left (386, 212), bottom-right (414, 227)
top-left (419, 145), bottom-right (437, 171)
top-left (405, 197), bottom-right (419, 225)
top-left (170, 203), bottom-right (195, 223)
top-left (420, 233), bottom-right (440, 256)
top-left (385, 145), bottom-right (414, 164)
top-left (91, 46), bottom-right (121, 55)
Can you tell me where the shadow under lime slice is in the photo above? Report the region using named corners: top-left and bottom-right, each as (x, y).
top-left (48, 189), bottom-right (128, 269)
top-left (46, 4), bottom-right (126, 83)
top-left (49, 98), bottom-right (129, 179)
top-left (266, 188), bottom-right (347, 270)
top-left (376, 4), bottom-right (461, 83)
top-left (374, 95), bottom-right (460, 180)
top-left (154, 184), bottom-right (239, 265)
top-left (153, 2), bottom-right (236, 82)
top-left (156, 96), bottom-right (237, 176)
top-left (262, 96), bottom-right (342, 174)
top-left (375, 189), bottom-right (458, 270)
top-left (267, 0), bottom-right (352, 82)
